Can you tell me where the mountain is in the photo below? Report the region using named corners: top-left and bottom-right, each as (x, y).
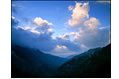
top-left (55, 44), bottom-right (111, 78)
top-left (11, 44), bottom-right (66, 78)
top-left (66, 54), bottom-right (77, 59)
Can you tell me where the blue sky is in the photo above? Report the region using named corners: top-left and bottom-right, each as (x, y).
top-left (12, 1), bottom-right (111, 57)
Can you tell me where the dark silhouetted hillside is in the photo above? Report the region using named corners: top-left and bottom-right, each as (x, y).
top-left (55, 44), bottom-right (111, 78)
top-left (11, 44), bottom-right (66, 78)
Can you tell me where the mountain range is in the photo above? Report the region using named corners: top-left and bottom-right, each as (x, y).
top-left (11, 44), bottom-right (67, 78)
top-left (11, 44), bottom-right (111, 78)
top-left (55, 44), bottom-right (111, 78)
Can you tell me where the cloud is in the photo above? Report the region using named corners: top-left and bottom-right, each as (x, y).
top-left (67, 2), bottom-right (110, 49)
top-left (68, 5), bottom-right (74, 11)
top-left (56, 45), bottom-right (67, 49)
top-left (84, 17), bottom-right (100, 29)
top-left (12, 27), bottom-right (57, 51)
top-left (12, 16), bottom-right (80, 53)
top-left (17, 26), bottom-right (31, 30)
top-left (58, 34), bottom-right (70, 40)
top-left (58, 32), bottom-right (75, 40)
top-left (47, 28), bottom-right (55, 35)
top-left (11, 16), bottom-right (19, 28)
top-left (49, 44), bottom-right (79, 57)
top-left (74, 27), bottom-right (110, 48)
top-left (68, 2), bottom-right (89, 27)
top-left (12, 16), bottom-right (56, 51)
top-left (74, 32), bottom-right (81, 40)
top-left (33, 17), bottom-right (53, 26)
top-left (30, 29), bottom-right (41, 34)
top-left (12, 1), bottom-right (110, 57)
top-left (51, 52), bottom-right (78, 57)
top-left (33, 17), bottom-right (54, 33)
top-left (12, 16), bottom-right (15, 19)
top-left (56, 36), bottom-right (80, 52)
top-left (16, 26), bottom-right (40, 34)
top-left (15, 16), bottom-right (55, 35)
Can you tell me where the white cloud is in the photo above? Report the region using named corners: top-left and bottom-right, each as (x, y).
top-left (48, 28), bottom-right (54, 33)
top-left (12, 26), bottom-right (56, 51)
top-left (74, 27), bottom-right (110, 48)
top-left (16, 26), bottom-right (41, 34)
top-left (30, 29), bottom-right (40, 34)
top-left (33, 17), bottom-right (54, 33)
top-left (67, 2), bottom-right (109, 49)
top-left (17, 26), bottom-right (31, 30)
top-left (84, 17), bottom-right (100, 29)
top-left (12, 16), bottom-right (15, 19)
top-left (58, 32), bottom-right (76, 40)
top-left (11, 16), bottom-right (19, 28)
top-left (12, 16), bottom-right (82, 53)
top-left (74, 32), bottom-right (80, 40)
top-left (15, 17), bottom-right (55, 35)
top-left (68, 2), bottom-right (89, 27)
top-left (50, 45), bottom-right (78, 57)
top-left (68, 5), bottom-right (74, 11)
top-left (33, 17), bottom-right (53, 26)
top-left (70, 32), bottom-right (75, 35)
top-left (56, 45), bottom-right (67, 49)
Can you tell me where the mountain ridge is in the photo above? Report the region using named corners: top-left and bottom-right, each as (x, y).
top-left (11, 44), bottom-right (67, 78)
top-left (55, 44), bottom-right (111, 78)
top-left (11, 44), bottom-right (111, 78)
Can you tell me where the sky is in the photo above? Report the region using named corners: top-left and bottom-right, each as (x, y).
top-left (12, 1), bottom-right (111, 58)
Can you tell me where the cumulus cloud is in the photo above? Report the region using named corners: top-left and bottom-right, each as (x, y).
top-left (15, 17), bottom-right (55, 35)
top-left (12, 1), bottom-right (110, 57)
top-left (16, 26), bottom-right (40, 34)
top-left (49, 44), bottom-right (79, 57)
top-left (84, 17), bottom-right (100, 30)
top-left (74, 32), bottom-right (81, 40)
top-left (58, 34), bottom-right (70, 40)
top-left (56, 36), bottom-right (80, 52)
top-left (12, 26), bottom-right (57, 51)
top-left (33, 17), bottom-right (53, 26)
top-left (67, 2), bottom-right (110, 49)
top-left (68, 2), bottom-right (89, 27)
top-left (74, 27), bottom-right (110, 48)
top-left (12, 16), bottom-right (80, 53)
top-left (13, 29), bottom-right (57, 51)
top-left (58, 32), bottom-right (75, 40)
top-left (32, 17), bottom-right (54, 33)
top-left (72, 15), bottom-right (109, 49)
top-left (12, 16), bottom-right (56, 51)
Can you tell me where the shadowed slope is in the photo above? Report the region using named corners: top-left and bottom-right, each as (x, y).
top-left (55, 44), bottom-right (111, 78)
top-left (11, 44), bottom-right (66, 78)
